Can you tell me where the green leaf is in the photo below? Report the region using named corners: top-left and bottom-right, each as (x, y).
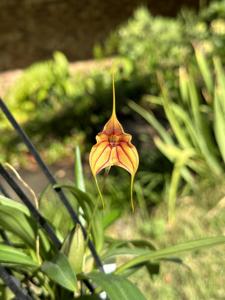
top-left (0, 196), bottom-right (36, 248)
top-left (102, 209), bottom-right (121, 229)
top-left (74, 146), bottom-right (86, 192)
top-left (103, 238), bottom-right (156, 261)
top-left (39, 186), bottom-right (74, 236)
top-left (214, 58), bottom-right (225, 164)
top-left (214, 89), bottom-right (225, 164)
top-left (41, 253), bottom-right (77, 291)
top-left (154, 137), bottom-right (195, 185)
top-left (187, 71), bottom-right (222, 175)
top-left (55, 184), bottom-right (104, 252)
top-left (167, 150), bottom-right (194, 223)
top-left (214, 57), bottom-right (225, 110)
top-left (61, 225), bottom-right (85, 273)
top-left (0, 195), bottom-right (31, 216)
top-left (54, 184), bottom-right (94, 220)
top-left (195, 48), bottom-right (213, 95)
top-left (102, 247), bottom-right (150, 260)
top-left (0, 244), bottom-right (38, 267)
top-left (171, 103), bottom-right (199, 150)
top-left (87, 272), bottom-right (146, 300)
top-left (129, 101), bottom-right (173, 145)
top-left (116, 236), bottom-right (225, 274)
top-left (0, 212), bottom-right (35, 248)
top-left (179, 67), bottom-right (189, 104)
top-left (157, 73), bottom-right (192, 149)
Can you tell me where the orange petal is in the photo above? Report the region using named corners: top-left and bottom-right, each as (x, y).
top-left (102, 115), bottom-right (124, 136)
top-left (89, 141), bottom-right (112, 176)
top-left (89, 72), bottom-right (139, 210)
top-left (96, 133), bottom-right (109, 143)
top-left (119, 133), bottom-right (132, 143)
top-left (101, 73), bottom-right (125, 136)
top-left (114, 142), bottom-right (139, 176)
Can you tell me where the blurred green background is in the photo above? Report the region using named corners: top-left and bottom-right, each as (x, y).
top-left (1, 0), bottom-right (225, 298)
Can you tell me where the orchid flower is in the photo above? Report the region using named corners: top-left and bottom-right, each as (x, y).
top-left (89, 75), bottom-right (139, 210)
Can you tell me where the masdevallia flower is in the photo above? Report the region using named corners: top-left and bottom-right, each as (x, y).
top-left (89, 75), bottom-right (139, 210)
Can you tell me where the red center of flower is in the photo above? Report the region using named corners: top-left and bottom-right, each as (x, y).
top-left (108, 135), bottom-right (120, 147)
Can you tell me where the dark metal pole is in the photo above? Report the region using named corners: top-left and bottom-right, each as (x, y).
top-left (0, 98), bottom-right (104, 271)
top-left (0, 266), bottom-right (32, 300)
top-left (0, 163), bottom-right (61, 249)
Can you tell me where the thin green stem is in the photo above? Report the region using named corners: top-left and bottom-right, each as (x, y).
top-left (84, 198), bottom-right (99, 251)
top-left (94, 176), bottom-right (105, 208)
top-left (84, 174), bottom-right (108, 258)
top-left (130, 175), bottom-right (135, 212)
top-left (112, 70), bottom-right (116, 117)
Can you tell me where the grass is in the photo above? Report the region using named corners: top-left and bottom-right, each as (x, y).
top-left (108, 177), bottom-right (225, 299)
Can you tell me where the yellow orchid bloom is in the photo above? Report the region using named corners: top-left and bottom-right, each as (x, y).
top-left (89, 75), bottom-right (139, 210)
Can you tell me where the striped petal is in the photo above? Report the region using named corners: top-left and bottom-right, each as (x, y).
top-left (102, 114), bottom-right (124, 136)
top-left (114, 142), bottom-right (139, 175)
top-left (89, 141), bottom-right (112, 176)
top-left (89, 72), bottom-right (139, 210)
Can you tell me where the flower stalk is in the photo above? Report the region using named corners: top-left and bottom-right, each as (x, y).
top-left (89, 73), bottom-right (139, 210)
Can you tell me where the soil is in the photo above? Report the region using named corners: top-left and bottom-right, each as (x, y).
top-left (0, 0), bottom-right (200, 71)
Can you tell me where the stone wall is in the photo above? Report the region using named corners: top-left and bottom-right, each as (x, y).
top-left (0, 0), bottom-right (200, 71)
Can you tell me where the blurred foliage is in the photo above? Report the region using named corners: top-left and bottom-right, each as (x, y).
top-left (132, 175), bottom-right (225, 299)
top-left (1, 4), bottom-right (225, 296)
top-left (95, 8), bottom-right (190, 66)
top-left (94, 1), bottom-right (225, 213)
top-left (96, 2), bottom-right (225, 94)
top-left (1, 52), bottom-right (149, 166)
top-left (131, 47), bottom-right (225, 222)
top-left (1, 149), bottom-right (223, 299)
top-left (1, 0), bottom-right (225, 210)
top-left (7, 52), bottom-right (76, 122)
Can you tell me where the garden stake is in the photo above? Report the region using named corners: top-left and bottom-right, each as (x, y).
top-left (0, 266), bottom-right (32, 300)
top-left (0, 97), bottom-right (104, 272)
top-left (0, 163), bottom-right (97, 294)
top-left (0, 163), bottom-right (61, 249)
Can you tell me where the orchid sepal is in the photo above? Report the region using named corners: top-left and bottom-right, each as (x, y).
top-left (89, 74), bottom-right (139, 210)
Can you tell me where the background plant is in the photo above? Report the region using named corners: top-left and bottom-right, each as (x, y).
top-left (2, 1), bottom-right (225, 170)
top-left (131, 48), bottom-right (225, 221)
top-left (1, 143), bottom-right (225, 299)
